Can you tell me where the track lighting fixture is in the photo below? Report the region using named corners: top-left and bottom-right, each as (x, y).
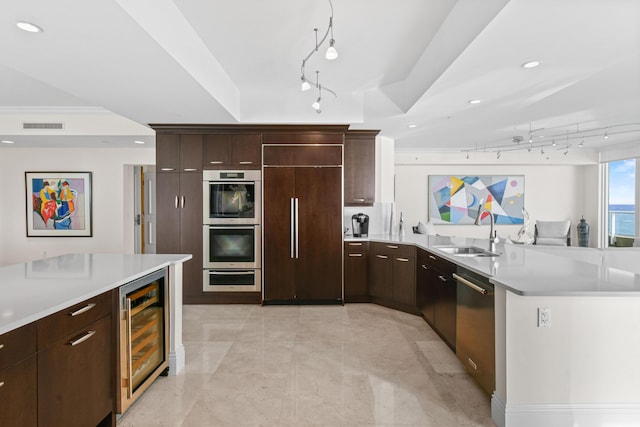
top-left (604, 128), bottom-right (609, 139)
top-left (496, 151), bottom-right (501, 159)
top-left (299, 0), bottom-right (338, 112)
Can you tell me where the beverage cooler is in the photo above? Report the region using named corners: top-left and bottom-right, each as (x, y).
top-left (117, 268), bottom-right (169, 414)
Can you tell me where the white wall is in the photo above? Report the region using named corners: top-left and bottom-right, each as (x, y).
top-left (0, 147), bottom-right (155, 266)
top-left (393, 151), bottom-right (600, 246)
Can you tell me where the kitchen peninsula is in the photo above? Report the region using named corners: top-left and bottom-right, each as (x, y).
top-left (349, 233), bottom-right (640, 427)
top-left (0, 253), bottom-right (191, 426)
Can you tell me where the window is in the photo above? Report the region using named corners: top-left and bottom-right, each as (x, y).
top-left (607, 159), bottom-right (636, 247)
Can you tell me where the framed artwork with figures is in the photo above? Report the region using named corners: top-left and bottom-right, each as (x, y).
top-left (25, 171), bottom-right (93, 237)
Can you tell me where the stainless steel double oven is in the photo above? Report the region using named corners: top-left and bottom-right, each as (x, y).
top-left (202, 170), bottom-right (261, 292)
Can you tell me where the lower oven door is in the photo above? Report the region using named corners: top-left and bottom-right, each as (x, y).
top-left (203, 269), bottom-right (261, 292)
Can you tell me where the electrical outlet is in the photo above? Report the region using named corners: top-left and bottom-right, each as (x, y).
top-left (538, 307), bottom-right (551, 327)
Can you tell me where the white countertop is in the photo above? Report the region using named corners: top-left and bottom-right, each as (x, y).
top-left (0, 253), bottom-right (192, 335)
top-left (350, 234), bottom-right (640, 297)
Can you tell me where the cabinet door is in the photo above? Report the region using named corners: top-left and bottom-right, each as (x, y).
top-left (38, 315), bottom-right (113, 427)
top-left (156, 173), bottom-right (181, 254)
top-left (416, 251), bottom-right (436, 324)
top-left (344, 242), bottom-right (368, 300)
top-left (231, 134), bottom-right (261, 168)
top-left (295, 167), bottom-right (343, 300)
top-left (180, 134), bottom-right (203, 171)
top-left (392, 255), bottom-right (416, 307)
top-left (203, 134), bottom-right (232, 168)
top-left (0, 356), bottom-right (37, 427)
top-left (263, 167), bottom-right (296, 300)
top-left (434, 273), bottom-right (457, 351)
top-left (344, 134), bottom-right (375, 206)
top-left (180, 172), bottom-right (204, 298)
top-left (156, 134), bottom-right (180, 172)
top-left (369, 252), bottom-right (393, 300)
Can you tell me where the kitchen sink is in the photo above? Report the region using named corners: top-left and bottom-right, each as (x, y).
top-left (434, 246), bottom-right (500, 257)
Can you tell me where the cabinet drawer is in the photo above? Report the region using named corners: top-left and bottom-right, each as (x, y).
top-left (37, 290), bottom-right (113, 348)
top-left (0, 322), bottom-right (36, 370)
top-left (0, 356), bottom-right (37, 427)
top-left (421, 250), bottom-right (456, 275)
top-left (371, 242), bottom-right (415, 258)
top-left (345, 240), bottom-right (369, 255)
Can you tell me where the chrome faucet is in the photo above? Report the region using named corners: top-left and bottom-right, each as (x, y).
top-left (474, 199), bottom-right (498, 252)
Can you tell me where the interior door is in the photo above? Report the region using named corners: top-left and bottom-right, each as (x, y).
top-left (263, 167), bottom-right (296, 300)
top-left (143, 166), bottom-right (157, 253)
top-left (295, 166), bottom-right (343, 300)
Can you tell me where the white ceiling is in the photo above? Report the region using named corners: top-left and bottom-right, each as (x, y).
top-left (1, 0), bottom-right (639, 154)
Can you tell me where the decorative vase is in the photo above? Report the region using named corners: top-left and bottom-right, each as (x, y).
top-left (577, 216), bottom-right (590, 247)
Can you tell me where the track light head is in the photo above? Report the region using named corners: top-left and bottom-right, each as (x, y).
top-left (301, 78), bottom-right (311, 91)
top-left (326, 39), bottom-right (338, 60)
top-left (312, 98), bottom-right (321, 111)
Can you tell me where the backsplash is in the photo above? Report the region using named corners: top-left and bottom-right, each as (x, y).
top-left (344, 202), bottom-right (395, 236)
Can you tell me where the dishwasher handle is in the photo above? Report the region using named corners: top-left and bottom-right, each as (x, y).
top-left (453, 273), bottom-right (488, 295)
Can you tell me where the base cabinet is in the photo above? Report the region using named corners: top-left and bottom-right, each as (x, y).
top-left (344, 241), bottom-right (369, 302)
top-left (369, 242), bottom-right (416, 311)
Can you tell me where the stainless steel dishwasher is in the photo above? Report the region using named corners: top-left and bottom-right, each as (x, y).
top-left (453, 267), bottom-right (495, 395)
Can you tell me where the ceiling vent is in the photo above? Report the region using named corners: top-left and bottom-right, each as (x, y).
top-left (23, 122), bottom-right (64, 130)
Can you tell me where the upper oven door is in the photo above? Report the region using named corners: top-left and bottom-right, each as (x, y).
top-left (203, 170), bottom-right (261, 224)
top-left (203, 225), bottom-right (261, 269)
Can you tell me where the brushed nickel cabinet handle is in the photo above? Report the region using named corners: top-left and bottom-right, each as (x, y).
top-left (160, 168), bottom-right (175, 172)
top-left (352, 198), bottom-right (365, 202)
top-left (180, 196), bottom-right (185, 209)
top-left (69, 330), bottom-right (96, 346)
top-left (239, 161), bottom-right (253, 165)
top-left (209, 161), bottom-right (224, 164)
top-left (421, 264), bottom-right (429, 270)
top-left (348, 242), bottom-right (363, 246)
top-left (174, 196), bottom-right (179, 209)
top-left (453, 273), bottom-right (488, 295)
top-left (386, 245), bottom-right (399, 249)
top-left (69, 303), bottom-right (96, 317)
top-left (428, 255), bottom-right (437, 261)
top-left (396, 257), bottom-right (409, 262)
top-left (437, 275), bottom-right (448, 282)
top-left (0, 381), bottom-right (4, 388)
top-left (183, 168), bottom-right (198, 172)
top-left (0, 344), bottom-right (4, 350)
top-left (348, 253), bottom-right (363, 257)
top-left (376, 255), bottom-right (388, 259)
top-left (468, 357), bottom-right (478, 370)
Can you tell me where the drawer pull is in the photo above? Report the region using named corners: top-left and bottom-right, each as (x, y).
top-left (348, 253), bottom-right (363, 257)
top-left (0, 344), bottom-right (3, 350)
top-left (397, 257), bottom-right (409, 262)
top-left (386, 245), bottom-right (399, 249)
top-left (438, 275), bottom-right (448, 282)
top-left (348, 242), bottom-right (363, 246)
top-left (69, 303), bottom-right (96, 317)
top-left (69, 330), bottom-right (96, 347)
top-left (183, 168), bottom-right (198, 172)
top-left (209, 161), bottom-right (224, 164)
top-left (0, 381), bottom-right (4, 388)
top-left (160, 168), bottom-right (175, 172)
top-left (421, 264), bottom-right (429, 270)
top-left (428, 255), bottom-right (437, 261)
top-left (376, 255), bottom-right (388, 259)
top-left (239, 161), bottom-right (254, 165)
top-left (352, 198), bottom-right (365, 202)
top-left (468, 357), bottom-right (478, 370)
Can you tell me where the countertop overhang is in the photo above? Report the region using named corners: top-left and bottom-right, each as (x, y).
top-left (349, 234), bottom-right (640, 297)
top-left (0, 253), bottom-right (192, 335)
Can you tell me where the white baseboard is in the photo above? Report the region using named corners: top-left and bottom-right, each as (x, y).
top-left (168, 343), bottom-right (185, 375)
top-left (492, 395), bottom-right (640, 427)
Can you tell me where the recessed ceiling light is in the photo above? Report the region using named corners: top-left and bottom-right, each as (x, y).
top-left (408, 124), bottom-right (417, 128)
top-left (134, 140), bottom-right (145, 144)
top-left (16, 21), bottom-right (43, 33)
top-left (522, 60), bottom-right (541, 69)
top-left (1, 140), bottom-right (15, 144)
top-left (468, 99), bottom-right (481, 104)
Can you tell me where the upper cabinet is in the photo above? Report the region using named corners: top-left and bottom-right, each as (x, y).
top-left (203, 134), bottom-right (261, 169)
top-left (156, 134), bottom-right (203, 173)
top-left (344, 130), bottom-right (379, 206)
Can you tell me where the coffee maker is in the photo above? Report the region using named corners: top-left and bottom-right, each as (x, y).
top-left (351, 213), bottom-right (370, 237)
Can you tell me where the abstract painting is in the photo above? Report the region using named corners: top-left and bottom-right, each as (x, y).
top-left (428, 175), bottom-right (524, 225)
top-left (25, 172), bottom-right (93, 237)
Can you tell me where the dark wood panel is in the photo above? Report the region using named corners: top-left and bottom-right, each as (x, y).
top-left (156, 134), bottom-right (180, 172)
top-left (263, 167), bottom-right (296, 300)
top-left (156, 173), bottom-right (181, 254)
top-left (232, 134), bottom-right (262, 168)
top-left (37, 291), bottom-right (112, 348)
top-left (203, 134), bottom-right (232, 167)
top-left (262, 132), bottom-right (344, 145)
top-left (392, 256), bottom-right (416, 307)
top-left (295, 167), bottom-right (343, 300)
top-left (344, 242), bottom-right (369, 301)
top-left (180, 134), bottom-right (203, 171)
top-left (369, 251), bottom-right (393, 300)
top-left (344, 131), bottom-right (377, 206)
top-left (38, 314), bottom-right (113, 427)
top-left (179, 172), bottom-right (203, 298)
top-left (371, 242), bottom-right (415, 258)
top-left (0, 356), bottom-right (37, 427)
top-left (416, 249), bottom-right (436, 324)
top-left (435, 274), bottom-right (457, 351)
top-left (263, 145), bottom-right (342, 166)
top-left (0, 322), bottom-right (36, 370)
top-left (184, 291), bottom-right (261, 305)
top-left (150, 124), bottom-right (349, 136)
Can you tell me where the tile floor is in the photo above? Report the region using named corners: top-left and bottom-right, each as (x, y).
top-left (117, 303), bottom-right (496, 426)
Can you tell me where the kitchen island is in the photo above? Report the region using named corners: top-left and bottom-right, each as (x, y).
top-left (350, 234), bottom-right (640, 427)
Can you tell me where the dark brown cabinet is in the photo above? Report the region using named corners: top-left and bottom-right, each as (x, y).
top-left (263, 145), bottom-right (343, 302)
top-left (203, 134), bottom-right (261, 169)
top-left (344, 241), bottom-right (369, 302)
top-left (37, 291), bottom-right (115, 427)
top-left (344, 130), bottom-right (378, 206)
top-left (157, 172), bottom-right (202, 301)
top-left (369, 242), bottom-right (416, 311)
top-left (0, 323), bottom-right (37, 427)
top-left (156, 134), bottom-right (202, 172)
top-left (417, 249), bottom-right (457, 351)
